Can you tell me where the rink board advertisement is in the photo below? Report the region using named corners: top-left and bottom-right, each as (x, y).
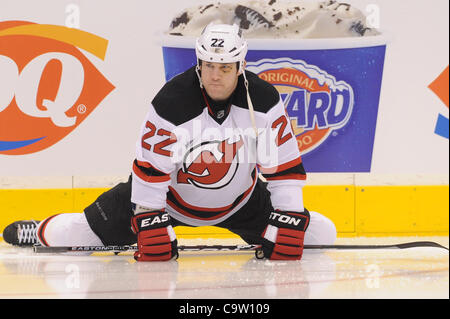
top-left (0, 0), bottom-right (448, 179)
top-left (0, 21), bottom-right (115, 155)
top-left (162, 41), bottom-right (386, 172)
top-left (0, 0), bottom-right (448, 237)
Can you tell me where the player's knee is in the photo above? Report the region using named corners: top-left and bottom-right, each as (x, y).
top-left (320, 214), bottom-right (337, 245)
top-left (307, 211), bottom-right (337, 245)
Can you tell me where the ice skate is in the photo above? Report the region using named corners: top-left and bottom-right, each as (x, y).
top-left (2, 220), bottom-right (40, 246)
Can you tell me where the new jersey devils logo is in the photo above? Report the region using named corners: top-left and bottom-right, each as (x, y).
top-left (177, 137), bottom-right (244, 189)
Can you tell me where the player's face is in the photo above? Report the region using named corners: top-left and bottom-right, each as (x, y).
top-left (200, 61), bottom-right (240, 101)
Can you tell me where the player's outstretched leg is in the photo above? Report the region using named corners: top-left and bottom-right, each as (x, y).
top-left (2, 220), bottom-right (40, 246)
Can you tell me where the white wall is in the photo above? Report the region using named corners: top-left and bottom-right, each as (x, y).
top-left (0, 0), bottom-right (448, 188)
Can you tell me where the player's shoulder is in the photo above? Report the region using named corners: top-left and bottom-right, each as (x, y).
top-left (233, 70), bottom-right (280, 114)
top-left (151, 66), bottom-right (204, 126)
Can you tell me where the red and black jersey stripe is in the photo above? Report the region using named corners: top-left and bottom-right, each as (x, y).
top-left (132, 159), bottom-right (171, 183)
top-left (259, 157), bottom-right (306, 181)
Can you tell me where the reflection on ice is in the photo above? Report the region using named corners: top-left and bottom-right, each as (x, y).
top-left (0, 237), bottom-right (448, 299)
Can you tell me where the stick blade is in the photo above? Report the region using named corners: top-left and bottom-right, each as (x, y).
top-left (395, 241), bottom-right (448, 250)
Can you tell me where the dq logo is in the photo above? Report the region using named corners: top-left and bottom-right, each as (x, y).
top-left (247, 58), bottom-right (354, 155)
top-left (428, 65), bottom-right (449, 139)
top-left (0, 21), bottom-right (114, 155)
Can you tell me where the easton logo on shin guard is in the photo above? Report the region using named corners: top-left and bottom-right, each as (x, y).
top-left (140, 213), bottom-right (169, 228)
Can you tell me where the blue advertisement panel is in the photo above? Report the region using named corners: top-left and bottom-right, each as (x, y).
top-left (162, 42), bottom-right (386, 172)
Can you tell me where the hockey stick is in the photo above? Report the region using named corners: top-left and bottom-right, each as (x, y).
top-left (304, 241), bottom-right (448, 251)
top-left (32, 244), bottom-right (261, 254)
top-left (32, 241), bottom-right (448, 255)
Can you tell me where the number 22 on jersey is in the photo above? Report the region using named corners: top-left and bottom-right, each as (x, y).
top-left (141, 120), bottom-right (177, 157)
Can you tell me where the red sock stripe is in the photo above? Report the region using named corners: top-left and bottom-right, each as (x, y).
top-left (37, 214), bottom-right (59, 247)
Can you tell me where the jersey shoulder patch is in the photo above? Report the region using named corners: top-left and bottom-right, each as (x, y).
top-left (232, 70), bottom-right (280, 114)
top-left (151, 66), bottom-right (205, 126)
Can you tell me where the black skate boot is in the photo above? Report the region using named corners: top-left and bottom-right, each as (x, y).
top-left (2, 220), bottom-right (40, 246)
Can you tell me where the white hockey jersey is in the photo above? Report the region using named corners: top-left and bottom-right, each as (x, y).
top-left (131, 66), bottom-right (307, 226)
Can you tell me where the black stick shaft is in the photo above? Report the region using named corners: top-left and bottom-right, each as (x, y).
top-left (304, 241), bottom-right (448, 250)
top-left (32, 244), bottom-right (261, 253)
top-left (32, 241), bottom-right (448, 254)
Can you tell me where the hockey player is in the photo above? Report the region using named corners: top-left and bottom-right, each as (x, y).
top-left (3, 23), bottom-right (336, 261)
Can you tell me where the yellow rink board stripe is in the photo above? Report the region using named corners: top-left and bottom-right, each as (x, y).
top-left (0, 185), bottom-right (448, 237)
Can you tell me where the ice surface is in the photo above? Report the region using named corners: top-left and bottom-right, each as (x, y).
top-left (0, 236), bottom-right (448, 299)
